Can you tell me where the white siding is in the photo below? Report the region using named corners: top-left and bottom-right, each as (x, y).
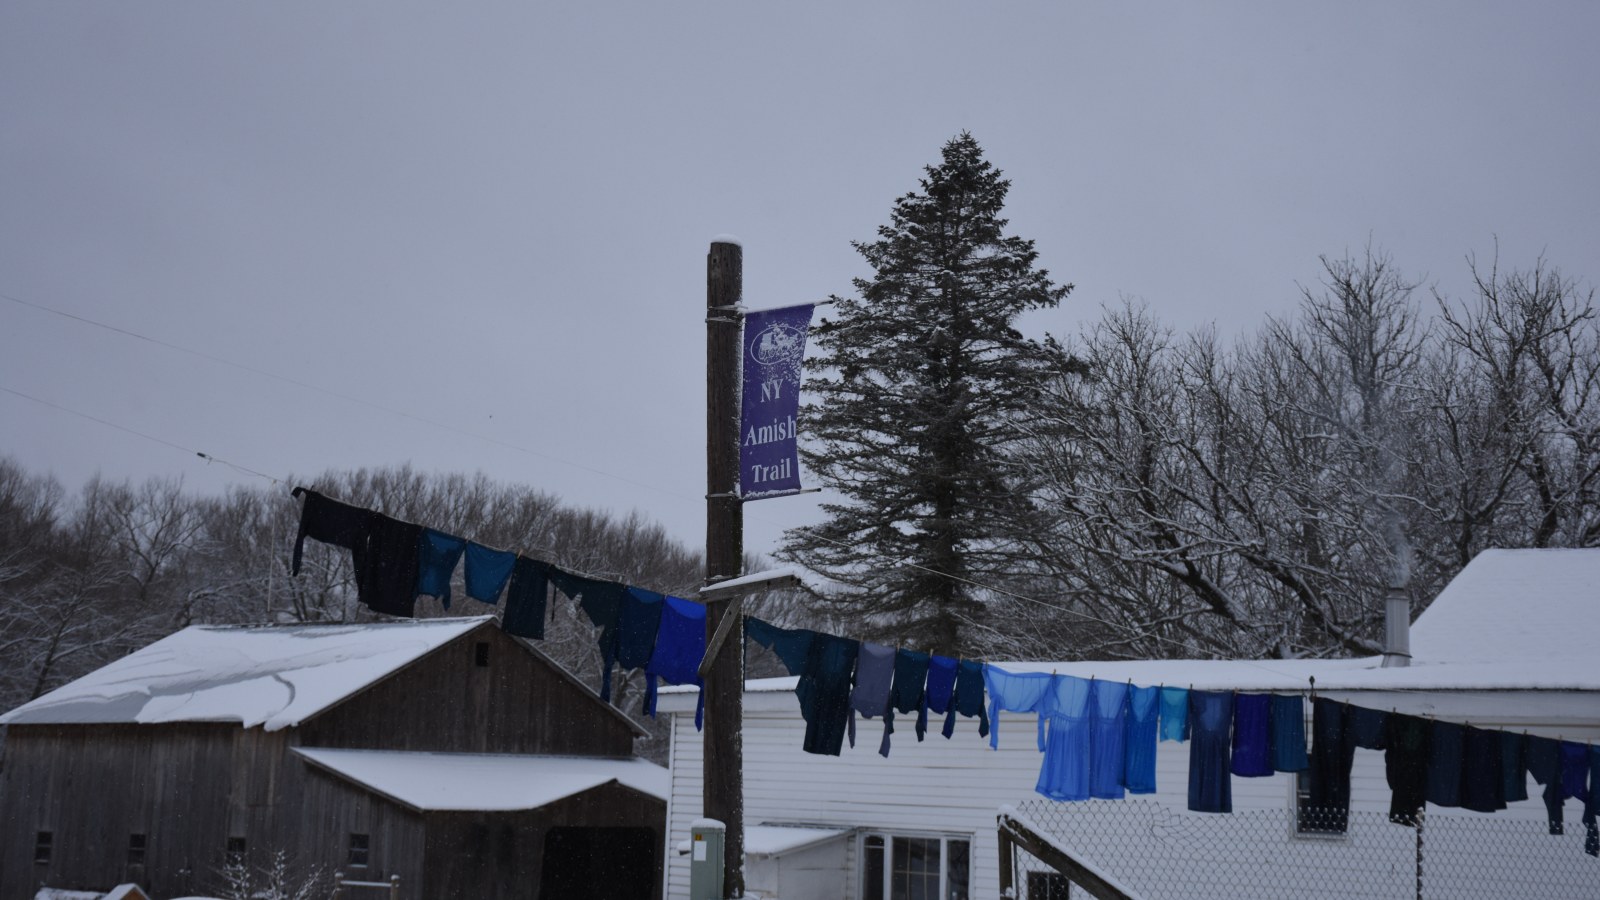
top-left (665, 694), bottom-right (1595, 900)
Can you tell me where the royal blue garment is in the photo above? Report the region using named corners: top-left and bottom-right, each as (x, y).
top-left (1035, 674), bottom-right (1093, 802)
top-left (923, 655), bottom-right (958, 738)
top-left (500, 556), bottom-right (549, 639)
top-left (882, 649), bottom-right (931, 756)
top-left (1269, 694), bottom-right (1309, 773)
top-left (463, 542), bottom-right (516, 604)
top-left (1088, 680), bottom-right (1130, 799)
top-left (1460, 724), bottom-right (1506, 813)
top-left (946, 659), bottom-right (989, 740)
top-left (645, 594), bottom-right (705, 729)
top-left (847, 641), bottom-right (895, 750)
top-left (549, 566), bottom-right (632, 702)
top-left (1426, 720), bottom-right (1466, 808)
top-left (1308, 698), bottom-right (1355, 831)
top-left (1187, 690), bottom-right (1234, 813)
top-left (1159, 686), bottom-right (1189, 742)
top-left (1122, 685), bottom-right (1159, 794)
top-left (1230, 693), bottom-right (1273, 777)
top-left (984, 667), bottom-right (1053, 751)
top-left (414, 529), bottom-right (467, 608)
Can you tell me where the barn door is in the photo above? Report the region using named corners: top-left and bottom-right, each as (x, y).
top-left (538, 826), bottom-right (656, 900)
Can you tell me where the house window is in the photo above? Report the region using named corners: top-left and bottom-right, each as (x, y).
top-left (475, 641), bottom-right (490, 667)
top-left (226, 836), bottom-right (247, 862)
top-left (1293, 770), bottom-right (1348, 837)
top-left (1027, 871), bottom-right (1072, 899)
top-left (348, 833), bottom-right (370, 868)
top-left (34, 831), bottom-right (52, 865)
top-left (861, 832), bottom-right (970, 900)
top-left (128, 833), bottom-right (147, 866)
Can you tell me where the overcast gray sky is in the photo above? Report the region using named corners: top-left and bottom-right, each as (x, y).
top-left (3, 2), bottom-right (1597, 559)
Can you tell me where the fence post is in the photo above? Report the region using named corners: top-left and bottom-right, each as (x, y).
top-left (389, 873), bottom-right (400, 900)
top-left (1414, 807), bottom-right (1424, 900)
top-left (998, 818), bottom-right (1015, 899)
top-left (331, 873), bottom-right (343, 900)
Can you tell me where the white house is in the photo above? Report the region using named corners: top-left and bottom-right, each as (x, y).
top-left (658, 549), bottom-right (1600, 899)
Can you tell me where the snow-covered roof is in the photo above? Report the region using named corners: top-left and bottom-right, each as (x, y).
top-left (745, 824), bottom-right (852, 856)
top-left (293, 747), bottom-right (668, 812)
top-left (0, 617), bottom-right (495, 729)
top-left (1409, 547), bottom-right (1596, 665)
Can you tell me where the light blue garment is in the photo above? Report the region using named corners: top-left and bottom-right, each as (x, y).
top-left (1123, 685), bottom-right (1160, 793)
top-left (1088, 680), bottom-right (1130, 799)
top-left (462, 541), bottom-right (516, 604)
top-left (1159, 686), bottom-right (1189, 742)
top-left (984, 666), bottom-right (1054, 751)
top-left (414, 529), bottom-right (466, 608)
top-left (1035, 675), bottom-right (1093, 801)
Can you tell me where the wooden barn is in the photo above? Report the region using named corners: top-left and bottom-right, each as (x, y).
top-left (0, 615), bottom-right (666, 900)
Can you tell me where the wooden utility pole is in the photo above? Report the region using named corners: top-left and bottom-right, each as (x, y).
top-left (704, 239), bottom-right (745, 897)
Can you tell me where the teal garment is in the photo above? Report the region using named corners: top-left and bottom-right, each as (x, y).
top-left (1123, 685), bottom-right (1159, 793)
top-left (947, 660), bottom-right (989, 740)
top-left (549, 566), bottom-right (632, 702)
top-left (882, 649), bottom-right (931, 756)
top-left (463, 542), bottom-right (516, 604)
top-left (501, 556), bottom-right (549, 639)
top-left (744, 618), bottom-right (860, 756)
top-left (1159, 686), bottom-right (1189, 742)
top-left (1268, 694), bottom-right (1309, 773)
top-left (415, 529), bottom-right (467, 608)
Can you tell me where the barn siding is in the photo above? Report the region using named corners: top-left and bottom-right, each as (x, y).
top-left (665, 695), bottom-right (1596, 900)
top-left (299, 624), bottom-right (638, 757)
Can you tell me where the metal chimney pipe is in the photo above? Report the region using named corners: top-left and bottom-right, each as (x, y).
top-left (1381, 585), bottom-right (1411, 667)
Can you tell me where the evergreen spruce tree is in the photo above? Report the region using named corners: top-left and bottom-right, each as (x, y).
top-left (779, 132), bottom-right (1072, 655)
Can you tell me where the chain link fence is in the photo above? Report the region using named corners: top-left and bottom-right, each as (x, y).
top-left (1005, 799), bottom-right (1599, 899)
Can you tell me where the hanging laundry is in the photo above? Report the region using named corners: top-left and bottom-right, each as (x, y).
top-left (1088, 680), bottom-right (1129, 800)
top-left (551, 567), bottom-right (632, 702)
top-left (352, 512), bottom-right (423, 618)
top-left (290, 488), bottom-right (370, 575)
top-left (645, 594), bottom-right (706, 729)
top-left (1122, 685), bottom-right (1159, 794)
top-left (847, 642), bottom-right (895, 751)
top-left (1384, 712), bottom-right (1430, 825)
top-left (463, 542), bottom-right (516, 604)
top-left (1426, 720), bottom-right (1466, 808)
top-left (1526, 734), bottom-right (1567, 835)
top-left (880, 648), bottom-right (930, 756)
top-left (501, 556), bottom-right (550, 639)
top-left (415, 529), bottom-right (467, 608)
top-left (984, 667), bottom-right (1053, 751)
top-left (1158, 686), bottom-right (1189, 742)
top-left (1460, 724), bottom-right (1506, 813)
top-left (616, 588), bottom-right (665, 671)
top-left (1561, 741), bottom-right (1590, 802)
top-left (1230, 693), bottom-right (1273, 777)
top-left (1499, 731), bottom-right (1528, 804)
top-left (1035, 674), bottom-right (1093, 802)
top-left (1268, 694), bottom-right (1309, 773)
top-left (1187, 690), bottom-right (1234, 814)
top-left (1347, 705), bottom-right (1389, 751)
top-left (922, 654), bottom-right (958, 739)
top-left (1307, 698), bottom-right (1355, 830)
top-left (1584, 746), bottom-right (1598, 857)
top-left (744, 619), bottom-right (859, 756)
top-left (947, 659), bottom-right (989, 740)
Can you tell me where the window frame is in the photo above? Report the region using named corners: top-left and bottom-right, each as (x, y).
top-left (858, 829), bottom-right (972, 900)
top-left (348, 832), bottom-right (370, 869)
top-left (34, 830), bottom-right (53, 865)
top-left (1291, 769), bottom-right (1349, 839)
top-left (128, 832), bottom-right (147, 867)
top-left (226, 835), bottom-right (248, 863)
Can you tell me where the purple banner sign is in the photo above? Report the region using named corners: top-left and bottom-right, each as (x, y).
top-left (739, 303), bottom-right (813, 499)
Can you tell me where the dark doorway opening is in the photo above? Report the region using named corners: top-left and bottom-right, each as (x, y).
top-left (539, 826), bottom-right (656, 900)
